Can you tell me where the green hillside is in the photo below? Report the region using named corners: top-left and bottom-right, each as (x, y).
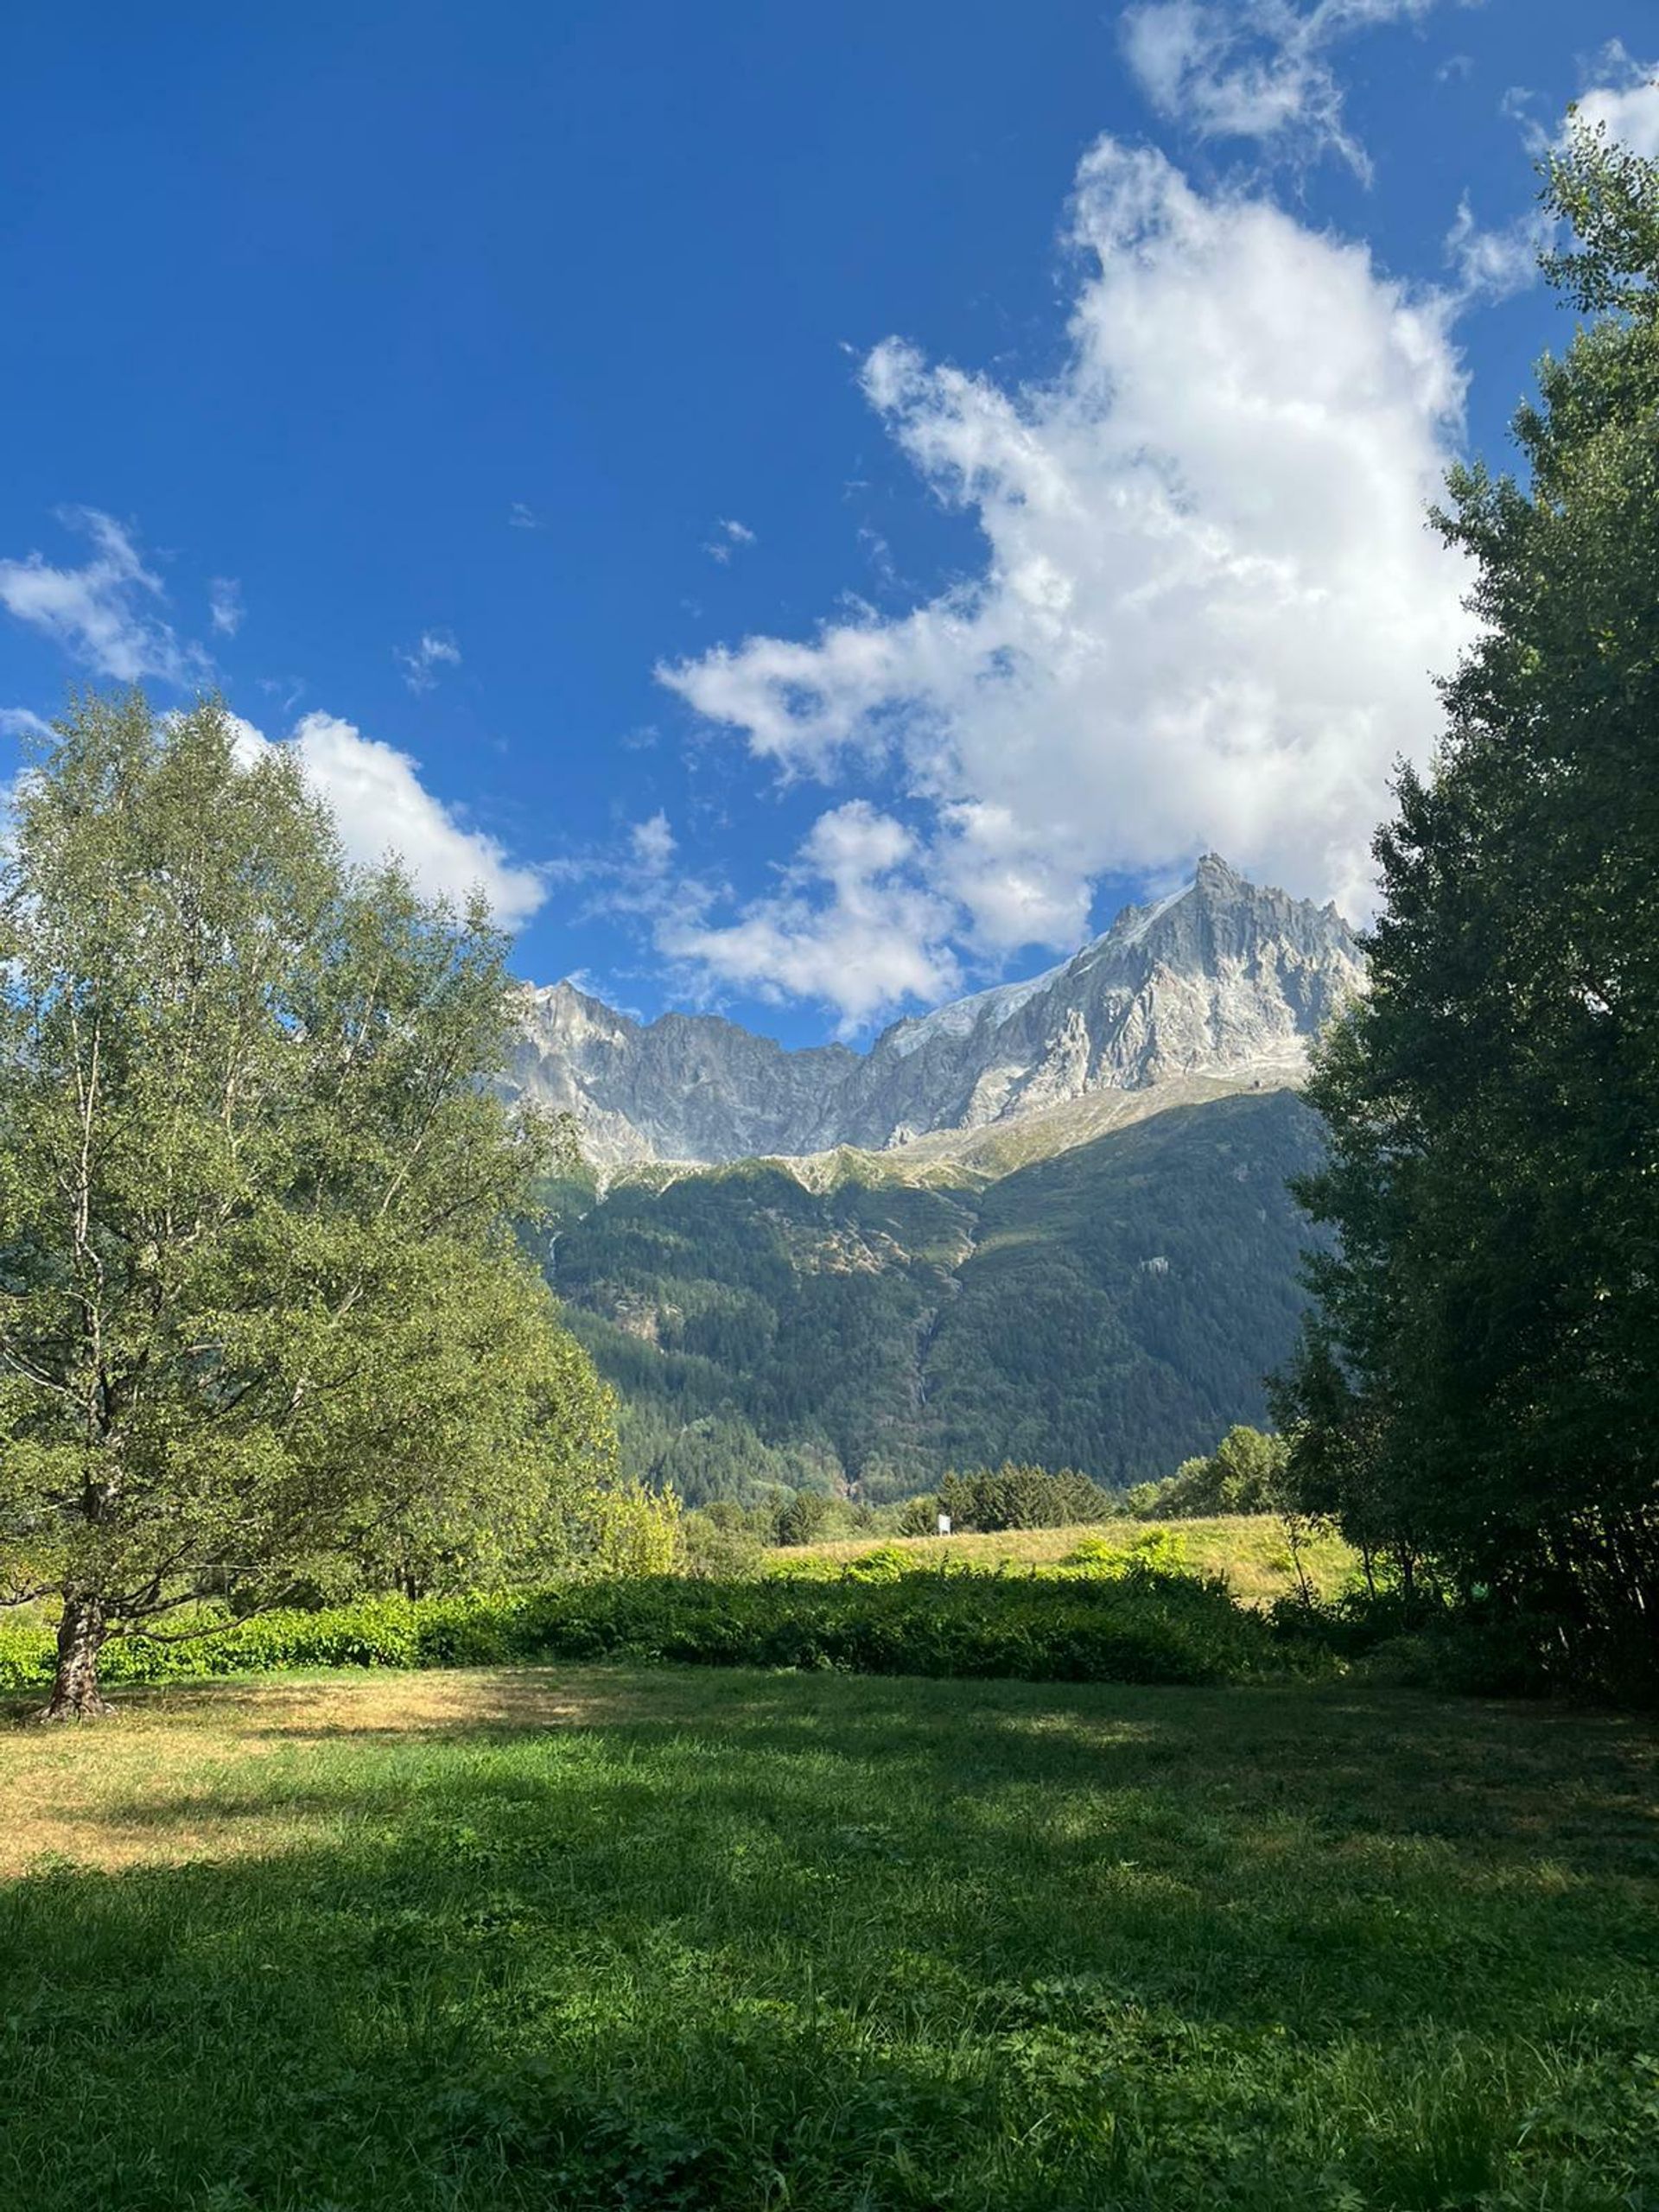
top-left (548, 1090), bottom-right (1326, 1503)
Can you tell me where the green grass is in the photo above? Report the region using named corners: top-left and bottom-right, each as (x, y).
top-left (3, 1665), bottom-right (1656, 2210)
top-left (785, 1513), bottom-right (1359, 1605)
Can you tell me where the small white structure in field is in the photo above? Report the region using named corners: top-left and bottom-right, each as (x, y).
top-left (937, 1512), bottom-right (952, 1536)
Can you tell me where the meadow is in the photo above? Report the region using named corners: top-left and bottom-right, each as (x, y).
top-left (783, 1513), bottom-right (1357, 1605)
top-left (3, 1662), bottom-right (1656, 2211)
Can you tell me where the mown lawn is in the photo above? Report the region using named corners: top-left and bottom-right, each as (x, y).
top-left (2, 1665), bottom-right (1656, 2211)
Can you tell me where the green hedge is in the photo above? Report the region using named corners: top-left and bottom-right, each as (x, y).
top-left (0, 1564), bottom-right (1332, 1697)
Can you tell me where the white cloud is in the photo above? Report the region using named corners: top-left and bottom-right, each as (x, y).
top-left (509, 501), bottom-right (541, 530)
top-left (208, 577), bottom-right (244, 637)
top-left (0, 707), bottom-right (54, 741)
top-left (658, 802), bottom-right (960, 1032)
top-left (233, 709), bottom-right (545, 927)
top-left (1444, 194), bottom-right (1548, 302)
top-left (706, 517), bottom-right (758, 564)
top-left (1449, 48), bottom-right (1659, 308)
top-left (659, 137), bottom-right (1474, 995)
top-left (1120, 0), bottom-right (1452, 180)
top-left (630, 810), bottom-right (677, 873)
top-left (0, 509), bottom-right (209, 686)
top-left (1574, 43), bottom-right (1659, 158)
top-left (397, 630), bottom-right (462, 693)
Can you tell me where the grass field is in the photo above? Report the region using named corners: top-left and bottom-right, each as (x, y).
top-left (3, 1664), bottom-right (1656, 2210)
top-left (786, 1513), bottom-right (1358, 1605)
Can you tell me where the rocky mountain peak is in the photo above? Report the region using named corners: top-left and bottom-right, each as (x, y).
top-left (507, 859), bottom-right (1364, 1169)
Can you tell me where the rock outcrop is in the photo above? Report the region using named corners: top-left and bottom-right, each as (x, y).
top-left (508, 856), bottom-right (1363, 1168)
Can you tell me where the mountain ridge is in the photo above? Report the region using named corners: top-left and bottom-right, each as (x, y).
top-left (508, 855), bottom-right (1364, 1173)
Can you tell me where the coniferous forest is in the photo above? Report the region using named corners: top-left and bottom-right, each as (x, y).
top-left (547, 1090), bottom-right (1326, 1503)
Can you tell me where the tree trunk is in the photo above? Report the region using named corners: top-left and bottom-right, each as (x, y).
top-left (41, 1593), bottom-right (113, 1721)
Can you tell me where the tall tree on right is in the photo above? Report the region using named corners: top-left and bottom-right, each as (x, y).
top-left (1278, 123), bottom-right (1659, 1675)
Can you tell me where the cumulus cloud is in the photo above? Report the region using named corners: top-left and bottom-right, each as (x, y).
top-left (233, 709), bottom-right (545, 927)
top-left (397, 630), bottom-right (462, 693)
top-left (658, 802), bottom-right (961, 1033)
top-left (659, 137), bottom-right (1474, 1014)
top-left (1573, 43), bottom-right (1659, 158)
top-left (1120, 0), bottom-right (1452, 180)
top-left (0, 509), bottom-right (210, 685)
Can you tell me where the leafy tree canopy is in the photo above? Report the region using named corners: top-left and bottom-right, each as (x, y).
top-left (0, 694), bottom-right (620, 1715)
top-left (1276, 124), bottom-right (1659, 1681)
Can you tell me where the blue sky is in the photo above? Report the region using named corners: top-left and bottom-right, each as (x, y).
top-left (1, 3), bottom-right (1653, 1045)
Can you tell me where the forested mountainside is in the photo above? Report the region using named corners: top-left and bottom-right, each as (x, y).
top-left (509, 857), bottom-right (1363, 1169)
top-left (544, 1090), bottom-right (1326, 1501)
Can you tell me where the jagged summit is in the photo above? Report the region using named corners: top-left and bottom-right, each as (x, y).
top-left (508, 859), bottom-right (1364, 1170)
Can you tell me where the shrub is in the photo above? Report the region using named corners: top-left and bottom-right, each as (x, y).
top-left (1060, 1536), bottom-right (1123, 1570)
top-left (839, 1544), bottom-right (913, 1584)
top-left (0, 1565), bottom-right (1332, 1698)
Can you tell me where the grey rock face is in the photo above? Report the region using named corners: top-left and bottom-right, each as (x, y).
top-left (508, 855), bottom-right (1364, 1167)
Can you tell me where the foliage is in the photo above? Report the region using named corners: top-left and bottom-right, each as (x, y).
top-left (1125, 1426), bottom-right (1288, 1518)
top-left (938, 1461), bottom-right (1112, 1531)
top-left (567, 1477), bottom-right (682, 1579)
top-left (1274, 128), bottom-right (1659, 1689)
top-left (553, 1093), bottom-right (1328, 1502)
top-left (0, 695), bottom-right (617, 1712)
top-left (897, 1492), bottom-right (941, 1536)
top-left (1, 1666), bottom-right (1655, 2210)
top-left (0, 1556), bottom-right (1326, 1694)
top-left (772, 1488), bottom-right (836, 1547)
top-left (677, 1504), bottom-right (767, 1580)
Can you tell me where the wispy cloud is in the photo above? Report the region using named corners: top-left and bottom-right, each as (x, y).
top-left (0, 508), bottom-right (210, 686)
top-left (1120, 0), bottom-right (1458, 181)
top-left (630, 810), bottom-right (677, 873)
top-left (508, 501), bottom-right (541, 531)
top-left (1448, 46), bottom-right (1659, 308)
top-left (396, 629), bottom-right (462, 694)
top-left (705, 517), bottom-right (757, 565)
top-left (1444, 194), bottom-right (1548, 302)
top-left (0, 707), bottom-right (54, 741)
top-left (208, 576), bottom-right (244, 637)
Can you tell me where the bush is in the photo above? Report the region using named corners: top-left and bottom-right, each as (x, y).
top-left (839, 1544), bottom-right (912, 1584)
top-left (0, 1564), bottom-right (1332, 1698)
top-left (679, 1509), bottom-right (766, 1580)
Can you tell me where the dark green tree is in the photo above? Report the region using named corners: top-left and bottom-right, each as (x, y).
top-left (1277, 123), bottom-right (1659, 1671)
